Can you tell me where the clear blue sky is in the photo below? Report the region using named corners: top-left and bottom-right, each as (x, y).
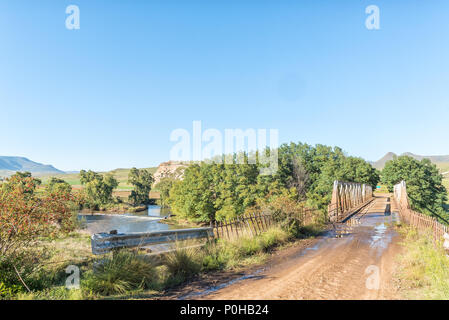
top-left (1, 0), bottom-right (448, 171)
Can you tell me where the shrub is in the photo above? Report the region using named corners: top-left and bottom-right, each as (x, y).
top-left (0, 176), bottom-right (78, 296)
top-left (253, 192), bottom-right (309, 237)
top-left (0, 177), bottom-right (77, 257)
top-left (0, 251), bottom-right (41, 297)
top-left (163, 246), bottom-right (202, 282)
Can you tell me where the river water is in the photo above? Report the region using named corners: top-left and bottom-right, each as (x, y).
top-left (79, 205), bottom-right (177, 234)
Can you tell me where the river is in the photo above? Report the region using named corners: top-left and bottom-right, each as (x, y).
top-left (79, 205), bottom-right (178, 234)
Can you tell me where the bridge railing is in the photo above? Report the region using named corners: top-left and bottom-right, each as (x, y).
top-left (328, 180), bottom-right (374, 222)
top-left (393, 180), bottom-right (448, 242)
top-left (91, 227), bottom-right (214, 255)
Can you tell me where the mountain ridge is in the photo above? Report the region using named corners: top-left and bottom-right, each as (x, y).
top-left (0, 156), bottom-right (64, 177)
top-left (372, 152), bottom-right (449, 170)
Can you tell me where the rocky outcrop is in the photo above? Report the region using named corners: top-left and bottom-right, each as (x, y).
top-left (153, 161), bottom-right (188, 185)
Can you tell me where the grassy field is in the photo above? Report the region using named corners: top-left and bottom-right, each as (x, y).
top-left (39, 167), bottom-right (158, 191)
top-left (444, 179), bottom-right (449, 191)
top-left (435, 162), bottom-right (449, 173)
top-left (396, 226), bottom-right (449, 299)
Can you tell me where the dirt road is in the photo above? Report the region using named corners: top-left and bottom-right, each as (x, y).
top-left (185, 195), bottom-right (402, 300)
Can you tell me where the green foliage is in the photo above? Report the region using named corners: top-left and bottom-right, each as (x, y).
top-left (79, 170), bottom-right (118, 208)
top-left (155, 178), bottom-right (175, 208)
top-left (154, 167), bottom-right (184, 208)
top-left (254, 191), bottom-right (311, 237)
top-left (127, 168), bottom-right (154, 206)
top-left (276, 143), bottom-right (379, 211)
top-left (47, 177), bottom-right (72, 194)
top-left (169, 160), bottom-right (261, 223)
top-left (381, 156), bottom-right (447, 218)
top-left (0, 281), bottom-right (21, 298)
top-left (83, 250), bottom-right (158, 296)
top-left (0, 253), bottom-right (30, 297)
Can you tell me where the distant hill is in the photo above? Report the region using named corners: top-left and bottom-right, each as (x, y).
top-left (401, 152), bottom-right (449, 163)
top-left (371, 152), bottom-right (397, 170)
top-left (372, 152), bottom-right (449, 170)
top-left (0, 156), bottom-right (64, 177)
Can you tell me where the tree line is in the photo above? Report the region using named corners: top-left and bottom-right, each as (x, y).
top-left (159, 142), bottom-right (380, 224)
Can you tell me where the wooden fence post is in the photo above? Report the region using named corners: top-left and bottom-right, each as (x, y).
top-left (214, 221), bottom-right (219, 239)
top-left (245, 215), bottom-right (255, 237)
top-left (224, 218), bottom-right (230, 240)
top-left (251, 213), bottom-right (260, 235)
top-left (229, 218), bottom-right (235, 239)
top-left (259, 212), bottom-right (267, 231)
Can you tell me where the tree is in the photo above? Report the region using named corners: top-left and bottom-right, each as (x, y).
top-left (289, 156), bottom-right (309, 200)
top-left (128, 168), bottom-right (154, 206)
top-left (47, 177), bottom-right (72, 194)
top-left (169, 164), bottom-right (216, 223)
top-left (275, 143), bottom-right (379, 213)
top-left (79, 170), bottom-right (118, 208)
top-left (167, 144), bottom-right (380, 223)
top-left (381, 156), bottom-right (447, 218)
top-left (154, 167), bottom-right (183, 208)
top-left (168, 158), bottom-right (260, 223)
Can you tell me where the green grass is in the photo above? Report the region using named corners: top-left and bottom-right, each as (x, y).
top-left (16, 287), bottom-right (84, 300)
top-left (201, 226), bottom-right (292, 271)
top-left (396, 226), bottom-right (449, 299)
top-left (374, 184), bottom-right (389, 193)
